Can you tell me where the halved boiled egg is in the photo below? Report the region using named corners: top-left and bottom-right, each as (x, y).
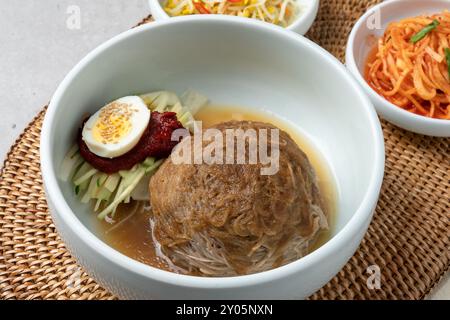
top-left (82, 96), bottom-right (150, 158)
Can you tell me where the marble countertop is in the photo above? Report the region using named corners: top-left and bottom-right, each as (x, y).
top-left (0, 0), bottom-right (447, 300)
top-left (0, 0), bottom-right (148, 161)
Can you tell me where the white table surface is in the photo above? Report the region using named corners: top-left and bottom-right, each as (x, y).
top-left (0, 0), bottom-right (447, 300)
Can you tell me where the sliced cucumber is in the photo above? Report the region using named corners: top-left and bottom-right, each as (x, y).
top-left (96, 185), bottom-right (112, 201)
top-left (119, 163), bottom-right (139, 179)
top-left (59, 147), bottom-right (82, 181)
top-left (88, 172), bottom-right (104, 199)
top-left (140, 92), bottom-right (162, 108)
top-left (73, 162), bottom-right (94, 183)
top-left (180, 90), bottom-right (208, 115)
top-left (130, 174), bottom-right (150, 201)
top-left (98, 167), bottom-right (146, 220)
top-left (145, 159), bottom-right (164, 174)
top-left (81, 175), bottom-right (99, 204)
top-left (143, 157), bottom-right (155, 168)
top-left (178, 110), bottom-right (196, 132)
top-left (154, 94), bottom-right (169, 112)
top-left (94, 198), bottom-right (103, 212)
top-left (78, 178), bottom-right (90, 193)
top-left (123, 167), bottom-right (144, 186)
top-left (171, 102), bottom-right (183, 115)
top-left (104, 173), bottom-right (121, 193)
top-left (73, 167), bottom-right (98, 186)
top-left (140, 91), bottom-right (180, 110)
top-left (114, 177), bottom-right (128, 203)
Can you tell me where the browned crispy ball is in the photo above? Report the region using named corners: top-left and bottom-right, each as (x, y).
top-left (150, 121), bottom-right (328, 276)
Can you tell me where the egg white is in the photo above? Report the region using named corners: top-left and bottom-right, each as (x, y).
top-left (82, 96), bottom-right (151, 159)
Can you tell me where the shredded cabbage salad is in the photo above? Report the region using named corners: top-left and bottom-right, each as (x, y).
top-left (163, 0), bottom-right (301, 27)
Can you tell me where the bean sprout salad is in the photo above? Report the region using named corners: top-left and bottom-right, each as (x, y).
top-left (163, 0), bottom-right (302, 27)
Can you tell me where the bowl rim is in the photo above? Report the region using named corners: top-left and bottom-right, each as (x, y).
top-left (41, 15), bottom-right (385, 290)
top-left (148, 0), bottom-right (320, 33)
top-left (345, 0), bottom-right (450, 134)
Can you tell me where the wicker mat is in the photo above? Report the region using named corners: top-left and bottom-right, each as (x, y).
top-left (1, 0), bottom-right (449, 300)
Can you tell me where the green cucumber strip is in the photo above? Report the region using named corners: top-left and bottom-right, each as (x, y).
top-left (180, 90), bottom-right (208, 115)
top-left (67, 144), bottom-right (79, 158)
top-left (171, 102), bottom-right (183, 115)
top-left (97, 173), bottom-right (108, 187)
top-left (119, 163), bottom-right (139, 178)
top-left (97, 168), bottom-right (146, 220)
top-left (94, 199), bottom-right (102, 212)
top-left (78, 178), bottom-right (90, 193)
top-left (145, 159), bottom-right (164, 174)
top-left (96, 185), bottom-right (112, 202)
top-left (73, 168), bottom-right (98, 186)
top-left (70, 160), bottom-right (85, 182)
top-left (140, 92), bottom-right (162, 109)
top-left (60, 153), bottom-right (84, 182)
top-left (73, 162), bottom-right (94, 182)
top-left (113, 177), bottom-right (127, 203)
top-left (81, 175), bottom-right (98, 203)
top-left (104, 174), bottom-right (121, 192)
top-left (179, 111), bottom-right (195, 131)
top-left (71, 157), bottom-right (85, 180)
top-left (89, 172), bottom-right (104, 199)
top-left (143, 157), bottom-right (155, 167)
top-left (178, 110), bottom-right (192, 125)
top-left (123, 167), bottom-right (144, 186)
top-left (140, 91), bottom-right (181, 110)
top-left (154, 94), bottom-right (169, 112)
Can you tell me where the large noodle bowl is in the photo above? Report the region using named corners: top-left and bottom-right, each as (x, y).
top-left (365, 11), bottom-right (450, 120)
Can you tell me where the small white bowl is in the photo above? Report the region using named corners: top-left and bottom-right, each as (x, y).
top-left (346, 0), bottom-right (450, 137)
top-left (41, 16), bottom-right (384, 299)
top-left (149, 0), bottom-right (320, 35)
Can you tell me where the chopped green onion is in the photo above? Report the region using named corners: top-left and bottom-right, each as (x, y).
top-left (410, 20), bottom-right (439, 44)
top-left (97, 178), bottom-right (101, 187)
top-left (445, 48), bottom-right (450, 82)
top-left (75, 185), bottom-right (80, 195)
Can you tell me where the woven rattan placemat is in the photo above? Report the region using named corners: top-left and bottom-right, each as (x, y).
top-left (1, 0), bottom-right (449, 300)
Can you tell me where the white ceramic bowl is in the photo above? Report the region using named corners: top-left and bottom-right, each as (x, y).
top-left (41, 16), bottom-right (384, 299)
top-left (346, 0), bottom-right (450, 137)
top-left (149, 0), bottom-right (320, 35)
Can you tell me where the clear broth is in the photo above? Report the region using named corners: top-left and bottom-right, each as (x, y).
top-left (93, 105), bottom-right (337, 274)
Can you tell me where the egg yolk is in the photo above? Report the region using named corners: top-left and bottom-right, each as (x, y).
top-left (92, 102), bottom-right (136, 145)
